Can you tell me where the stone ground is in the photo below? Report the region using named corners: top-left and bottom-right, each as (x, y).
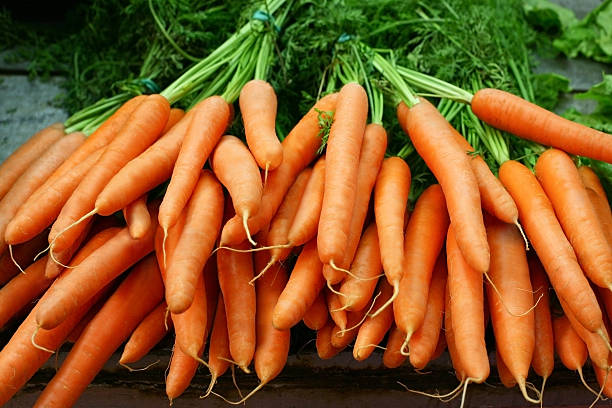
top-left (1, 1), bottom-right (612, 407)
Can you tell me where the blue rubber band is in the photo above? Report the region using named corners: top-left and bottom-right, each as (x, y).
top-left (252, 10), bottom-right (281, 33)
top-left (337, 33), bottom-right (353, 43)
top-left (140, 78), bottom-right (161, 94)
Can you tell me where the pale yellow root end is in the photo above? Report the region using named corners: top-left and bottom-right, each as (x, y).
top-left (514, 219), bottom-right (529, 251)
top-left (212, 381), bottom-right (267, 405)
top-left (162, 226), bottom-right (169, 270)
top-left (485, 272), bottom-right (539, 317)
top-left (242, 212), bottom-right (257, 246)
top-left (518, 378), bottom-right (541, 404)
top-left (263, 162), bottom-right (270, 187)
top-left (33, 244), bottom-right (50, 262)
top-left (399, 333), bottom-right (412, 357)
top-left (397, 378), bottom-right (465, 400)
top-left (201, 373), bottom-right (218, 399)
top-left (369, 283), bottom-right (399, 318)
top-left (336, 291), bottom-right (381, 337)
top-left (49, 208), bottom-right (97, 266)
top-left (588, 368), bottom-right (609, 408)
top-left (31, 325), bottom-right (54, 354)
top-left (577, 367), bottom-right (604, 399)
top-left (213, 243), bottom-right (290, 255)
top-left (231, 365), bottom-right (244, 399)
top-left (249, 257), bottom-right (276, 285)
top-left (326, 280), bottom-right (347, 298)
top-left (8, 244), bottom-right (25, 274)
top-left (120, 360), bottom-right (160, 372)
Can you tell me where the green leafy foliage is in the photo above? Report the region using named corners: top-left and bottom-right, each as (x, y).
top-left (532, 72), bottom-right (571, 110)
top-left (563, 74), bottom-right (612, 133)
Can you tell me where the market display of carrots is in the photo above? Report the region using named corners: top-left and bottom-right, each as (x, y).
top-left (3, 1), bottom-right (612, 407)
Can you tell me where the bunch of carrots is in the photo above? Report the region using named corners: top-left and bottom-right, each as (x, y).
top-left (2, 37), bottom-right (612, 407)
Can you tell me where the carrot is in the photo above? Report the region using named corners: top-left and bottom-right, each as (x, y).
top-left (302, 290), bottom-right (329, 331)
top-left (166, 170), bottom-right (223, 313)
top-left (472, 88), bottom-right (612, 163)
top-left (163, 108), bottom-right (185, 133)
top-left (123, 195), bottom-right (151, 240)
top-left (400, 98), bottom-right (489, 274)
top-left (33, 254), bottom-right (164, 408)
top-left (287, 156), bottom-right (326, 247)
top-left (36, 207), bottom-right (158, 330)
top-left (579, 166), bottom-right (607, 198)
top-left (373, 156), bottom-right (410, 313)
top-left (398, 102), bottom-right (518, 225)
top-left (273, 238), bottom-right (325, 330)
top-left (0, 282), bottom-right (108, 405)
top-left (353, 280), bottom-right (394, 361)
top-left (0, 257), bottom-right (51, 328)
top-left (485, 215), bottom-right (536, 402)
top-left (0, 231), bottom-right (48, 286)
top-left (554, 315), bottom-right (588, 371)
top-left (119, 301), bottom-right (171, 365)
top-left (5, 147), bottom-right (104, 246)
top-left (444, 281), bottom-right (466, 382)
top-left (326, 288), bottom-right (347, 331)
top-left (330, 304), bottom-right (370, 350)
top-left (394, 184), bottom-right (449, 352)
top-left (0, 123), bottom-right (64, 201)
top-left (65, 292), bottom-right (110, 344)
top-left (535, 148), bottom-right (612, 290)
top-left (339, 222), bottom-right (382, 311)
top-left (316, 320), bottom-right (343, 360)
top-left (211, 135), bottom-right (263, 245)
top-left (528, 255), bottom-right (554, 383)
top-left (318, 82), bottom-right (368, 272)
top-left (0, 132), bottom-right (85, 254)
top-left (382, 325), bottom-right (408, 369)
top-left (408, 253), bottom-right (447, 370)
top-left (322, 122), bottom-right (387, 284)
top-left (240, 79), bottom-right (283, 172)
top-left (258, 167), bottom-right (312, 278)
top-left (206, 294), bottom-right (231, 397)
top-left (496, 349), bottom-right (517, 388)
top-left (220, 93), bottom-right (338, 246)
top-left (158, 96), bottom-right (229, 231)
top-left (166, 343), bottom-right (199, 404)
top-left (217, 243), bottom-right (255, 372)
top-left (586, 188), bottom-right (612, 248)
top-left (499, 160), bottom-right (605, 335)
top-left (593, 364), bottom-right (612, 399)
top-left (49, 95), bottom-right (169, 254)
top-left (44, 217), bottom-right (93, 279)
top-left (446, 225), bottom-right (489, 383)
top-left (172, 271), bottom-right (208, 363)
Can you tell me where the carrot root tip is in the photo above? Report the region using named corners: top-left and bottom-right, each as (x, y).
top-left (212, 381), bottom-right (266, 405)
top-left (518, 379), bottom-right (541, 404)
top-left (8, 244), bottom-right (25, 274)
top-left (514, 220), bottom-right (529, 251)
top-left (249, 257), bottom-right (275, 285)
top-left (50, 207), bottom-right (97, 252)
top-left (399, 335), bottom-right (411, 357)
top-left (120, 360), bottom-right (159, 372)
top-left (200, 374), bottom-right (218, 399)
top-left (162, 227), bottom-right (169, 270)
top-left (242, 212), bottom-right (257, 247)
top-left (33, 244), bottom-right (50, 262)
top-left (31, 325), bottom-right (54, 354)
top-left (326, 280), bottom-right (347, 298)
top-left (369, 283), bottom-right (399, 318)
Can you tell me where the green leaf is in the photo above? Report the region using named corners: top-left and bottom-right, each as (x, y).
top-left (523, 0), bottom-right (577, 34)
top-left (532, 72), bottom-right (570, 110)
top-left (562, 74), bottom-right (612, 133)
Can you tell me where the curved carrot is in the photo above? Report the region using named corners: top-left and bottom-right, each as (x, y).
top-left (166, 344), bottom-right (199, 404)
top-left (316, 320), bottom-right (343, 360)
top-left (326, 289), bottom-right (347, 331)
top-left (535, 148), bottom-right (612, 289)
top-left (0, 231), bottom-right (48, 286)
top-left (330, 306), bottom-right (370, 350)
top-left (447, 225), bottom-right (489, 383)
top-left (163, 108), bottom-right (185, 133)
top-left (394, 184), bottom-right (449, 350)
top-left (123, 195), bottom-right (151, 240)
top-left (0, 123), bottom-right (64, 201)
top-left (496, 349), bottom-right (517, 388)
top-left (553, 315), bottom-right (587, 371)
top-left (206, 294), bottom-right (231, 396)
top-left (353, 280), bottom-right (394, 361)
top-left (119, 301), bottom-right (171, 365)
top-left (165, 170), bottom-right (223, 314)
top-left (472, 88), bottom-right (612, 163)
top-left (383, 325), bottom-right (408, 369)
top-left (159, 96), bottom-right (229, 231)
top-left (578, 165), bottom-right (608, 199)
top-left (322, 122), bottom-right (387, 284)
top-left (44, 217), bottom-right (95, 280)
top-left (49, 95), bottom-right (170, 253)
top-left (220, 93), bottom-right (338, 246)
top-left (444, 283), bottom-right (466, 382)
top-left (528, 255), bottom-right (554, 381)
top-left (401, 98), bottom-right (488, 274)
top-left (211, 135), bottom-right (262, 245)
top-left (499, 160), bottom-right (604, 334)
top-left (273, 238), bottom-right (325, 330)
top-left (318, 82), bottom-right (368, 269)
top-left (302, 291), bottom-right (329, 331)
top-left (374, 156), bottom-right (410, 309)
top-left (240, 79), bottom-right (283, 172)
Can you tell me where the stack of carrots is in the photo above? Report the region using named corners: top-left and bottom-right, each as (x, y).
top-left (1, 50), bottom-right (612, 407)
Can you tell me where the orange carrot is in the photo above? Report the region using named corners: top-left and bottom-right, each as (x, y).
top-left (326, 288), bottom-right (347, 331)
top-left (220, 93), bottom-right (338, 246)
top-left (528, 255), bottom-right (554, 382)
top-left (33, 254), bottom-right (164, 408)
top-left (444, 281), bottom-right (466, 382)
top-left (172, 271), bottom-right (208, 363)
top-left (535, 148), bottom-right (612, 290)
top-left (318, 82), bottom-right (368, 272)
top-left (394, 184), bottom-right (449, 351)
top-left (0, 231), bottom-right (47, 286)
top-left (472, 88), bottom-right (612, 163)
top-left (302, 291), bottom-right (329, 331)
top-left (586, 188), bottom-right (612, 248)
top-left (217, 243), bottom-right (255, 372)
top-left (123, 195), bottom-right (150, 240)
top-left (330, 305), bottom-right (370, 350)
top-left (322, 122), bottom-right (387, 284)
top-left (383, 325), bottom-right (408, 369)
top-left (447, 225), bottom-right (489, 383)
top-left (400, 98), bottom-right (488, 274)
top-left (165, 170), bottom-right (223, 313)
top-left (578, 165), bottom-right (608, 199)
top-left (240, 79), bottom-right (283, 172)
top-left (373, 156), bottom-right (410, 310)
top-left (163, 108), bottom-right (185, 133)
top-left (166, 343), bottom-right (199, 403)
top-left (408, 253), bottom-right (447, 370)
top-left (553, 315), bottom-right (588, 371)
top-left (316, 320), bottom-right (343, 360)
top-left (44, 217), bottom-right (92, 279)
top-left (0, 123), bottom-right (64, 201)
top-left (496, 349), bottom-right (517, 388)
top-left (119, 301), bottom-right (171, 365)
top-left (287, 156), bottom-right (326, 247)
top-left (0, 132), bottom-right (85, 254)
top-left (353, 280), bottom-right (394, 361)
top-left (206, 294), bottom-right (231, 396)
top-left (273, 238), bottom-right (325, 330)
top-left (499, 160), bottom-right (604, 334)
top-left (0, 257), bottom-right (52, 328)
top-left (158, 96), bottom-right (229, 231)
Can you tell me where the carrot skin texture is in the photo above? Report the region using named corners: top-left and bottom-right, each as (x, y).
top-left (166, 344), bottom-right (199, 402)
top-left (240, 79), bottom-right (283, 171)
top-left (535, 148), bottom-right (612, 289)
top-left (326, 289), bottom-right (347, 331)
top-left (163, 108), bottom-right (185, 133)
top-left (394, 184), bottom-right (449, 342)
top-left (472, 88), bottom-right (612, 163)
top-left (447, 225), bottom-right (489, 382)
top-left (353, 280), bottom-right (395, 360)
top-left (331, 307), bottom-right (369, 349)
top-left (383, 326), bottom-right (408, 368)
top-left (401, 99), bottom-right (489, 274)
top-left (408, 254), bottom-right (447, 370)
top-left (374, 157), bottom-right (411, 286)
top-left (322, 122), bottom-right (387, 284)
top-left (316, 320), bottom-right (343, 360)
top-left (208, 294), bottom-right (231, 381)
top-left (499, 160), bottom-right (603, 333)
top-left (303, 291), bottom-right (329, 330)
top-left (0, 231), bottom-right (48, 285)
top-left (578, 165), bottom-right (608, 199)
top-left (221, 93), bottom-right (338, 245)
top-left (0, 123), bottom-right (64, 201)
top-left (485, 216), bottom-right (535, 386)
top-left (528, 256), bottom-right (554, 379)
top-left (165, 170), bottom-right (223, 313)
top-left (273, 238), bottom-right (325, 330)
top-left (496, 349), bottom-right (517, 388)
top-left (33, 255), bottom-right (164, 408)
top-left (444, 281), bottom-right (466, 381)
top-left (120, 301), bottom-right (171, 364)
top-left (318, 83), bottom-right (368, 266)
top-left (123, 195), bottom-right (151, 240)
top-left (553, 315), bottom-right (588, 371)
top-left (586, 188), bottom-right (612, 248)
